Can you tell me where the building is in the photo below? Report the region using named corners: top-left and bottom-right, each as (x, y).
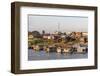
top-left (28, 32), bottom-right (34, 42)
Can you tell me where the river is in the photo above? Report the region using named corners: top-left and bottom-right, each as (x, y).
top-left (28, 49), bottom-right (88, 61)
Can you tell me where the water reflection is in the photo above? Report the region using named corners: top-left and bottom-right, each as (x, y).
top-left (28, 49), bottom-right (88, 60)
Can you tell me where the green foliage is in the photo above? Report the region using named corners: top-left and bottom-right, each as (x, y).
top-left (31, 38), bottom-right (44, 45)
top-left (32, 31), bottom-right (41, 38)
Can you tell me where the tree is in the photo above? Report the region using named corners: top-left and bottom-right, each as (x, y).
top-left (64, 32), bottom-right (66, 35)
top-left (32, 31), bottom-right (41, 38)
top-left (42, 30), bottom-right (45, 35)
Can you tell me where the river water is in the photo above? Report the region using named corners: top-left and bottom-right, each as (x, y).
top-left (28, 49), bottom-right (88, 61)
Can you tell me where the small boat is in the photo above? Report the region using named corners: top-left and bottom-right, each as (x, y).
top-left (43, 46), bottom-right (47, 51)
top-left (46, 47), bottom-right (50, 53)
top-left (57, 47), bottom-right (61, 53)
top-left (63, 48), bottom-right (69, 53)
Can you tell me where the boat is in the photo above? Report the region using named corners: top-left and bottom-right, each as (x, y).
top-left (63, 48), bottom-right (69, 53)
top-left (57, 47), bottom-right (61, 53)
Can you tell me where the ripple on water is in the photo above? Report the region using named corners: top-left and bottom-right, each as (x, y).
top-left (28, 49), bottom-right (88, 61)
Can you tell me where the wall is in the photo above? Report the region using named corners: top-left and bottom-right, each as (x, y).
top-left (0, 0), bottom-right (100, 76)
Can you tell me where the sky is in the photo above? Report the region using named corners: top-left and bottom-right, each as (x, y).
top-left (28, 15), bottom-right (88, 34)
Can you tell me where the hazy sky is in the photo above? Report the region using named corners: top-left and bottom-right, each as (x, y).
top-left (28, 15), bottom-right (88, 33)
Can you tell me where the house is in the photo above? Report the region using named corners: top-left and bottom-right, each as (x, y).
top-left (82, 32), bottom-right (88, 37)
top-left (70, 32), bottom-right (76, 38)
top-left (28, 32), bottom-right (34, 42)
top-left (73, 43), bottom-right (87, 53)
top-left (43, 34), bottom-right (55, 40)
top-left (75, 32), bottom-right (82, 38)
top-left (28, 35), bottom-right (34, 39)
top-left (61, 34), bottom-right (66, 39)
top-left (43, 34), bottom-right (50, 39)
top-left (79, 37), bottom-right (88, 45)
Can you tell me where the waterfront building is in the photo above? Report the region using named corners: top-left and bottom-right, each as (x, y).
top-left (46, 47), bottom-right (50, 52)
top-left (28, 32), bottom-right (34, 42)
top-left (82, 32), bottom-right (88, 37)
top-left (34, 45), bottom-right (40, 51)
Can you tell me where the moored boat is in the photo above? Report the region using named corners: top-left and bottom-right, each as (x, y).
top-left (57, 47), bottom-right (61, 53)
